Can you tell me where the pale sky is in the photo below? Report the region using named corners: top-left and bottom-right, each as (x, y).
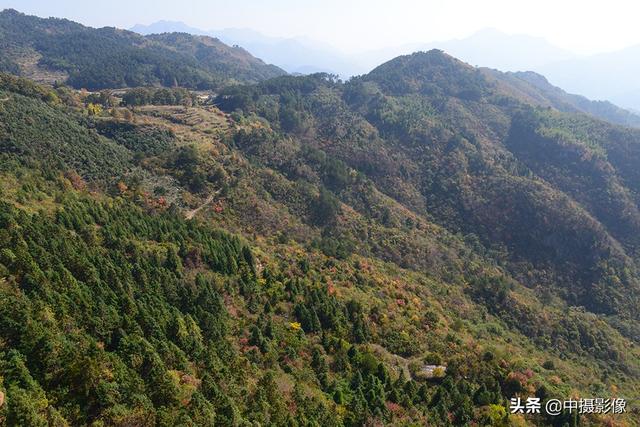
top-left (2, 0), bottom-right (640, 55)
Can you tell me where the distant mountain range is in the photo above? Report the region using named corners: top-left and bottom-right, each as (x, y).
top-left (352, 28), bottom-right (577, 75)
top-left (132, 21), bottom-right (640, 110)
top-left (131, 20), bottom-right (358, 76)
top-left (537, 45), bottom-right (640, 111)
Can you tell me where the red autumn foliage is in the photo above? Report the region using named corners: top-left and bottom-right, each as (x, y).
top-left (65, 170), bottom-right (86, 191)
top-left (386, 401), bottom-right (403, 414)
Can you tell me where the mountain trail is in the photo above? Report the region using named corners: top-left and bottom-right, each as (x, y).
top-left (185, 190), bottom-right (220, 220)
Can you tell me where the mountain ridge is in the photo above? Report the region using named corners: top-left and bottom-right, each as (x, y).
top-left (131, 19), bottom-right (640, 111)
top-left (0, 9), bottom-right (285, 90)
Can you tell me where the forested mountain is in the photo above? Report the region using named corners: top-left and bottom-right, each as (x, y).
top-left (491, 70), bottom-right (640, 128)
top-left (1, 47), bottom-right (640, 426)
top-left (214, 50), bottom-right (640, 322)
top-left (0, 9), bottom-right (284, 90)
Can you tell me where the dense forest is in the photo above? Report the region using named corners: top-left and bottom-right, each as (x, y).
top-left (0, 9), bottom-right (284, 90)
top-left (1, 18), bottom-right (640, 427)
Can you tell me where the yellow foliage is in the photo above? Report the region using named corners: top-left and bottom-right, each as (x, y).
top-left (507, 413), bottom-right (529, 427)
top-left (289, 322), bottom-right (302, 331)
top-left (87, 103), bottom-right (103, 116)
top-left (432, 367), bottom-right (446, 378)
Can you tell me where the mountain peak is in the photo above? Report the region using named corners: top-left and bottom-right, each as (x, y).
top-left (511, 70), bottom-right (551, 86)
top-left (0, 8), bottom-right (23, 16)
top-left (376, 49), bottom-right (473, 72)
top-left (362, 49), bottom-right (488, 98)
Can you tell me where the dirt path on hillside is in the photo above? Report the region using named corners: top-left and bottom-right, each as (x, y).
top-left (185, 191), bottom-right (219, 220)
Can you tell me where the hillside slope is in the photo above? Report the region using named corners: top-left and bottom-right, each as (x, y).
top-left (0, 9), bottom-right (285, 90)
top-left (1, 51), bottom-right (640, 426)
top-left (490, 70), bottom-right (640, 128)
top-left (218, 51), bottom-right (640, 341)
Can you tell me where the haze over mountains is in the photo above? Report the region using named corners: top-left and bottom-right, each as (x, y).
top-left (538, 46), bottom-right (640, 112)
top-left (132, 21), bottom-right (640, 111)
top-left (130, 20), bottom-right (359, 76)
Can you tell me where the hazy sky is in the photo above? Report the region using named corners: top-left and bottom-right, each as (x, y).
top-left (2, 0), bottom-right (640, 54)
